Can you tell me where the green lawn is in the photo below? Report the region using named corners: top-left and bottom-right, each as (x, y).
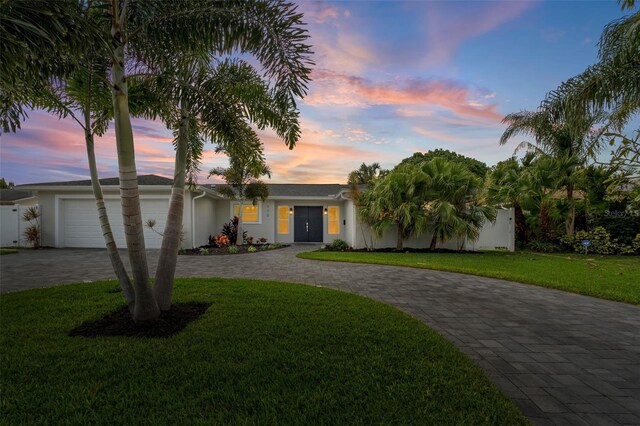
top-left (0, 278), bottom-right (526, 425)
top-left (298, 250), bottom-right (640, 305)
top-left (0, 248), bottom-right (18, 255)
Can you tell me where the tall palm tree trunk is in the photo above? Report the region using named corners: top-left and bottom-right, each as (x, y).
top-left (85, 129), bottom-right (135, 312)
top-left (111, 21), bottom-right (159, 322)
top-left (566, 183), bottom-right (575, 235)
top-left (396, 225), bottom-right (404, 250)
top-left (153, 112), bottom-right (189, 311)
top-left (236, 201), bottom-right (244, 246)
top-left (430, 234), bottom-right (437, 250)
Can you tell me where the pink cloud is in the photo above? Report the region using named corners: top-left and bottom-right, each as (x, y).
top-left (305, 69), bottom-right (502, 122)
top-left (412, 126), bottom-right (458, 142)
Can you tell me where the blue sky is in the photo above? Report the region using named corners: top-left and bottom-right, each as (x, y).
top-left (0, 0), bottom-right (634, 184)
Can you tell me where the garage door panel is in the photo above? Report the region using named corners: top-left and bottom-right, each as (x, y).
top-left (60, 198), bottom-right (169, 248)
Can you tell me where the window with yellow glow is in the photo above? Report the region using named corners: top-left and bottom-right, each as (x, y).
top-left (328, 206), bottom-right (340, 235)
top-left (277, 206), bottom-right (289, 234)
top-left (233, 204), bottom-right (259, 223)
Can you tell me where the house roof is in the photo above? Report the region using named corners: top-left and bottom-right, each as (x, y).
top-left (19, 174), bottom-right (173, 187)
top-left (0, 189), bottom-right (34, 202)
top-left (17, 175), bottom-right (350, 199)
top-left (211, 183), bottom-right (349, 198)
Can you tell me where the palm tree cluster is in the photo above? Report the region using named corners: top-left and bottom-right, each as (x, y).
top-left (0, 0), bottom-right (313, 322)
top-left (357, 159), bottom-right (496, 250)
top-left (496, 1), bottom-right (639, 247)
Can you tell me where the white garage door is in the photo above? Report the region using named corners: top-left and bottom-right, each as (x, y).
top-left (59, 198), bottom-right (169, 248)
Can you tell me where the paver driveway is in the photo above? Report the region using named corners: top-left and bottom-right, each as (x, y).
top-left (1, 245), bottom-right (639, 425)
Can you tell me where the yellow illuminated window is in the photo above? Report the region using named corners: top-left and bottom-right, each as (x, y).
top-left (278, 206), bottom-right (289, 234)
top-left (328, 206), bottom-right (339, 235)
top-left (233, 204), bottom-right (259, 223)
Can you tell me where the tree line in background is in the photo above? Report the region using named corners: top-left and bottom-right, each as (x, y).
top-left (0, 0), bottom-right (313, 322)
top-left (349, 1), bottom-right (639, 254)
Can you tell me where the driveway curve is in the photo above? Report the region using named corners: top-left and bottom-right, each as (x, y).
top-left (2, 245), bottom-right (639, 425)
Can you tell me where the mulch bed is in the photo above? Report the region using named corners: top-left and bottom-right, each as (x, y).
top-left (69, 302), bottom-right (211, 338)
top-left (182, 244), bottom-right (288, 255)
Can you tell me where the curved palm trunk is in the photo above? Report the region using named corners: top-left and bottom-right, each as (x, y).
top-left (566, 183), bottom-right (575, 235)
top-left (111, 33), bottom-right (159, 322)
top-left (153, 113), bottom-right (189, 311)
top-left (85, 130), bottom-right (135, 313)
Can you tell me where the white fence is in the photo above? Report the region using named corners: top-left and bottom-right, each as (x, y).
top-left (355, 208), bottom-right (515, 252)
top-left (0, 205), bottom-right (38, 247)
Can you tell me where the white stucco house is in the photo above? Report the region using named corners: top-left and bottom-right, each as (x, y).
top-left (16, 174), bottom-right (515, 251)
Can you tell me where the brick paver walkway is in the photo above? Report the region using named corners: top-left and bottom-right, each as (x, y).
top-left (1, 245), bottom-right (639, 425)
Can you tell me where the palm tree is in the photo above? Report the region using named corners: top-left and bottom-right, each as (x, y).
top-left (358, 164), bottom-right (429, 250)
top-left (1, 2), bottom-right (136, 311)
top-left (209, 136), bottom-right (271, 248)
top-left (542, 1), bottom-right (639, 160)
top-left (421, 158), bottom-right (496, 250)
top-left (150, 57), bottom-right (302, 311)
top-left (348, 163), bottom-right (386, 187)
top-left (500, 109), bottom-right (604, 235)
top-left (2, 0), bottom-right (313, 322)
top-left (106, 0), bottom-right (313, 321)
top-left (485, 157), bottom-right (532, 245)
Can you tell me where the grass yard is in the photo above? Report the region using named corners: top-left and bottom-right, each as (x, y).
top-left (298, 250), bottom-right (640, 305)
top-left (0, 278), bottom-right (526, 424)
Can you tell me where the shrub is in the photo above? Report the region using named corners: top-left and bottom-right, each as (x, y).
top-left (524, 240), bottom-right (563, 253)
top-left (214, 234), bottom-right (230, 247)
top-left (247, 246), bottom-right (257, 253)
top-left (199, 248), bottom-right (210, 255)
top-left (328, 239), bottom-right (350, 251)
top-left (22, 207), bottom-right (41, 249)
top-left (267, 243), bottom-right (283, 250)
top-left (228, 245), bottom-right (239, 254)
top-left (246, 236), bottom-right (254, 245)
top-left (560, 227), bottom-right (617, 255)
top-left (221, 216), bottom-right (247, 245)
top-left (590, 215), bottom-right (640, 245)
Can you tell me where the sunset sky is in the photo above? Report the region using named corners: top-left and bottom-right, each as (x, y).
top-left (0, 1), bottom-right (633, 185)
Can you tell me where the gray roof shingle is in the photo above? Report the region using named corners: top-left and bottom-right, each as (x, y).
top-left (212, 184), bottom-right (348, 198)
top-left (0, 189), bottom-right (34, 202)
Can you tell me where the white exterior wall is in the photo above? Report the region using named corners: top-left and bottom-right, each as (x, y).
top-left (343, 199), bottom-right (357, 248)
top-left (355, 208), bottom-right (515, 252)
top-left (192, 194), bottom-right (216, 247)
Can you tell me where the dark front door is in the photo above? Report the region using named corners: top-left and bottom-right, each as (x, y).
top-left (294, 206), bottom-right (323, 242)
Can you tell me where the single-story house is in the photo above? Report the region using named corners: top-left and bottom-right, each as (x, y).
top-left (17, 174), bottom-right (515, 251)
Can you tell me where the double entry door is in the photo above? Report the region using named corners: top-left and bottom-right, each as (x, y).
top-left (294, 206), bottom-right (323, 242)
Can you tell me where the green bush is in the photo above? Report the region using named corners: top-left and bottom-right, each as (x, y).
top-left (228, 245), bottom-right (239, 254)
top-left (248, 246), bottom-right (257, 253)
top-left (560, 227), bottom-right (617, 255)
top-left (590, 215), bottom-right (640, 245)
top-left (328, 239), bottom-right (350, 251)
top-left (267, 243), bottom-right (283, 250)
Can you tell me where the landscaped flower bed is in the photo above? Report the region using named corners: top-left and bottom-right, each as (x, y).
top-left (181, 243), bottom-right (287, 255)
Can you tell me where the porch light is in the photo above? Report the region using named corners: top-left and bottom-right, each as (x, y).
top-left (324, 208), bottom-right (328, 215)
top-left (289, 207), bottom-right (293, 215)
